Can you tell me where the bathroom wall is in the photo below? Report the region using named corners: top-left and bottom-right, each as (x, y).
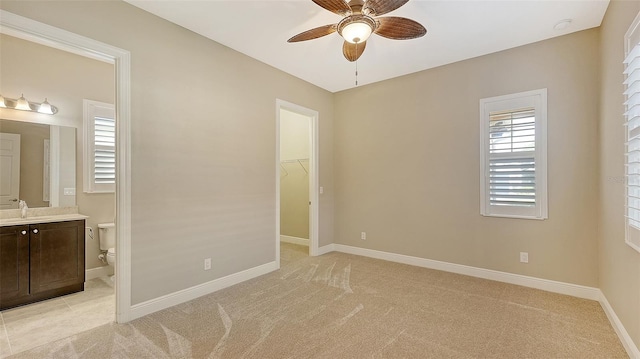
top-left (280, 109), bottom-right (310, 240)
top-left (57, 126), bottom-right (77, 208)
top-left (0, 0), bottom-right (335, 305)
top-left (0, 34), bottom-right (116, 272)
top-left (0, 120), bottom-right (50, 208)
top-left (598, 0), bottom-right (640, 349)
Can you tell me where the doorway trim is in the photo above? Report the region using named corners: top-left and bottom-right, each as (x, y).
top-left (1, 10), bottom-right (133, 323)
top-left (276, 99), bottom-right (319, 264)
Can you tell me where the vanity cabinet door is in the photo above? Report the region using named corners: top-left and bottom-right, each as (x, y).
top-left (0, 225), bottom-right (30, 306)
top-left (29, 220), bottom-right (85, 294)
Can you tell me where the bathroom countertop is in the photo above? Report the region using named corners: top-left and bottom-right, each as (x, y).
top-left (0, 213), bottom-right (89, 227)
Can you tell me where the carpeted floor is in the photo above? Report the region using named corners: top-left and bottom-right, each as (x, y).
top-left (8, 243), bottom-right (627, 358)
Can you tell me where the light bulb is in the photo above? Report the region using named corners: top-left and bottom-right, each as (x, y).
top-left (15, 94), bottom-right (30, 111)
top-left (341, 22), bottom-right (372, 44)
top-left (0, 95), bottom-right (5, 108)
top-left (38, 98), bottom-right (54, 114)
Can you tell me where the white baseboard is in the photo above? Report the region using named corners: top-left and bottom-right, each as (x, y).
top-left (85, 266), bottom-right (113, 281)
top-left (317, 243), bottom-right (335, 256)
top-left (599, 291), bottom-right (640, 359)
top-left (130, 261), bottom-right (278, 320)
top-left (280, 235), bottom-right (309, 246)
top-left (332, 244), bottom-right (600, 300)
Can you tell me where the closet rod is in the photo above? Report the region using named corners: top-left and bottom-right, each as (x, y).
top-left (280, 158), bottom-right (309, 163)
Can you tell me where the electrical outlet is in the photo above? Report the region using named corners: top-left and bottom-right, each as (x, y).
top-left (361, 232), bottom-right (366, 240)
top-left (520, 252), bottom-right (529, 263)
top-left (204, 258), bottom-right (212, 270)
top-left (320, 186), bottom-right (324, 194)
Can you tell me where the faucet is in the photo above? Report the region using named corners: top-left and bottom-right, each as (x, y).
top-left (18, 200), bottom-right (28, 219)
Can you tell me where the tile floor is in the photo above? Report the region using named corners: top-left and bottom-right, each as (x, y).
top-left (0, 277), bottom-right (115, 358)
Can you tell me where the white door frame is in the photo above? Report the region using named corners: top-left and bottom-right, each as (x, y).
top-left (0, 10), bottom-right (133, 323)
top-left (276, 99), bottom-right (319, 264)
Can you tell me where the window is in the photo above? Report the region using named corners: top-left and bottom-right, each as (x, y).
top-left (624, 12), bottom-right (640, 252)
top-left (83, 100), bottom-right (115, 193)
top-left (480, 89), bottom-right (547, 219)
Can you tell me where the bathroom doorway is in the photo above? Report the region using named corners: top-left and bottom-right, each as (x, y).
top-left (276, 100), bottom-right (319, 265)
top-left (0, 19), bottom-right (122, 358)
top-left (1, 9), bottom-right (132, 324)
top-left (0, 10), bottom-right (131, 357)
top-left (0, 36), bottom-right (117, 355)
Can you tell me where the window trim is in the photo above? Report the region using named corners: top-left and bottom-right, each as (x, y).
top-left (624, 11), bottom-right (640, 253)
top-left (479, 89), bottom-right (548, 220)
top-left (83, 99), bottom-right (115, 193)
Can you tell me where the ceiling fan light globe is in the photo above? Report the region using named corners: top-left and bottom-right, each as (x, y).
top-left (341, 22), bottom-right (372, 44)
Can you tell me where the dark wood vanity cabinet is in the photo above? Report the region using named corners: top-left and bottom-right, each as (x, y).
top-left (0, 225), bottom-right (30, 304)
top-left (0, 220), bottom-right (85, 310)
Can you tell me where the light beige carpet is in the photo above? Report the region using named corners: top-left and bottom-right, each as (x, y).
top-left (9, 243), bottom-right (627, 358)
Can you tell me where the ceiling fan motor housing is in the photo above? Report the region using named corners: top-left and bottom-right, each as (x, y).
top-left (289, 0), bottom-right (426, 62)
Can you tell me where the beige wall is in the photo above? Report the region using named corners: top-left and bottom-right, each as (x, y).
top-left (0, 120), bottom-right (50, 208)
top-left (280, 162), bottom-right (310, 239)
top-left (334, 29), bottom-right (601, 287)
top-left (57, 126), bottom-right (77, 208)
top-left (0, 0), bottom-right (335, 304)
top-left (280, 109), bottom-right (310, 239)
top-left (599, 0), bottom-right (640, 349)
top-left (0, 34), bottom-right (116, 271)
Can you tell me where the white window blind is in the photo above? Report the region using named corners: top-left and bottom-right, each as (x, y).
top-left (489, 109), bottom-right (536, 208)
top-left (624, 13), bottom-right (640, 252)
top-left (94, 116), bottom-right (116, 185)
top-left (83, 100), bottom-right (115, 193)
top-left (480, 90), bottom-right (547, 219)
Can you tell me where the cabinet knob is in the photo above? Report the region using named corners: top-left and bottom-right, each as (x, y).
top-left (21, 230), bottom-right (27, 235)
top-left (32, 229), bottom-right (39, 234)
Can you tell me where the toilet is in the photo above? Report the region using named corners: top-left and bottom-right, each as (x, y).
top-left (98, 223), bottom-right (116, 275)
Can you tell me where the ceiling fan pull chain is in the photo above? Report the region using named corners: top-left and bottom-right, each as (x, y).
top-left (355, 42), bottom-right (359, 86)
top-left (355, 61), bottom-right (358, 86)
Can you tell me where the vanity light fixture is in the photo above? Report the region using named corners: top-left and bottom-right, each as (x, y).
top-left (0, 93), bottom-right (58, 115)
top-left (15, 94), bottom-right (31, 110)
top-left (38, 98), bottom-right (54, 115)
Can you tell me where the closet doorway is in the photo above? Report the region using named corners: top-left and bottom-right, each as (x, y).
top-left (276, 100), bottom-right (319, 265)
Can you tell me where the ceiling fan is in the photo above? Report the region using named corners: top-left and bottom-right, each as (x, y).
top-left (287, 0), bottom-right (426, 62)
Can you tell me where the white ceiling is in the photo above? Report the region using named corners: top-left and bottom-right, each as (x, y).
top-left (124, 0), bottom-right (610, 93)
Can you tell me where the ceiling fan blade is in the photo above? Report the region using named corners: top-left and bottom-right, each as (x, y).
top-left (374, 17), bottom-right (426, 40)
top-left (288, 24), bottom-right (337, 42)
top-left (343, 40), bottom-right (367, 62)
top-left (312, 0), bottom-right (352, 16)
top-left (363, 0), bottom-right (409, 16)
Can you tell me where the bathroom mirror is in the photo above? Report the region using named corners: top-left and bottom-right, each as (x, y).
top-left (0, 118), bottom-right (76, 209)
